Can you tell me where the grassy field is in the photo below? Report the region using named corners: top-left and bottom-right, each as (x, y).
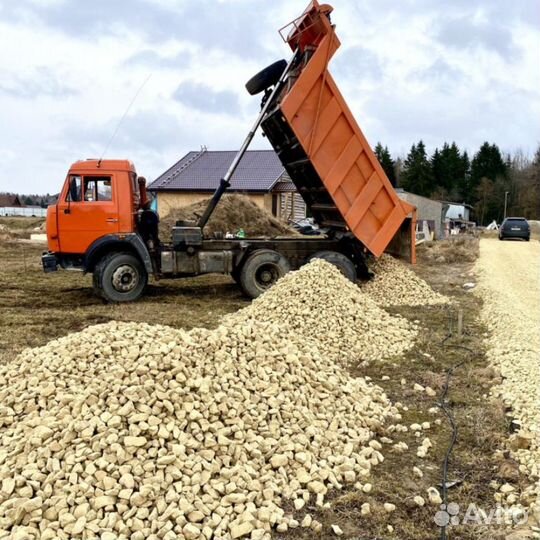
top-left (0, 237), bottom-right (247, 365)
top-left (0, 218), bottom-right (528, 539)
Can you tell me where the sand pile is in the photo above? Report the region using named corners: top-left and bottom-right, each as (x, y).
top-left (159, 195), bottom-right (296, 242)
top-left (0, 261), bottom-right (416, 539)
top-left (362, 254), bottom-right (450, 307)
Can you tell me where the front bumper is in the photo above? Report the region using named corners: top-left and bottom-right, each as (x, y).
top-left (42, 252), bottom-right (59, 273)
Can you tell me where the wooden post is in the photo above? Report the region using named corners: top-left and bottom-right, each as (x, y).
top-left (457, 309), bottom-right (463, 337)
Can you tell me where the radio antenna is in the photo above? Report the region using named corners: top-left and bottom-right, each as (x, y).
top-left (97, 73), bottom-right (152, 166)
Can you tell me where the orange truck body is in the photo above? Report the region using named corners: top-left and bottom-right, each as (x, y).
top-left (261, 1), bottom-right (416, 262)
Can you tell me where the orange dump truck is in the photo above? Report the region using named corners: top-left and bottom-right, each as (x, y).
top-left (42, 1), bottom-right (415, 302)
top-left (251, 0), bottom-right (416, 261)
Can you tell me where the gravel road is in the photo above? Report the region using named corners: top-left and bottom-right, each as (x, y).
top-left (475, 238), bottom-right (540, 523)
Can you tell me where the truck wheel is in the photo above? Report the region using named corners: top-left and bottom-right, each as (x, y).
top-left (245, 59), bottom-right (287, 95)
top-left (239, 249), bottom-right (290, 298)
top-left (93, 252), bottom-right (148, 302)
top-left (308, 251), bottom-right (357, 282)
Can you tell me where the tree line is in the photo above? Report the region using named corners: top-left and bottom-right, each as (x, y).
top-left (374, 141), bottom-right (540, 225)
top-left (0, 193), bottom-right (56, 208)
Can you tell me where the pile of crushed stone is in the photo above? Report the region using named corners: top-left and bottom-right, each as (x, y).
top-left (0, 261), bottom-right (415, 539)
top-left (229, 258), bottom-right (417, 365)
top-left (362, 254), bottom-right (450, 307)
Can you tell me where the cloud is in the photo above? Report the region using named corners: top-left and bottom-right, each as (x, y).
top-left (1, 0), bottom-right (270, 58)
top-left (435, 17), bottom-right (521, 61)
top-left (361, 75), bottom-right (538, 158)
top-left (0, 0), bottom-right (538, 194)
top-left (358, 0), bottom-right (539, 29)
top-left (62, 109), bottom-right (182, 155)
top-left (124, 49), bottom-right (193, 69)
top-left (172, 81), bottom-right (241, 115)
top-left (410, 59), bottom-right (465, 92)
top-left (0, 66), bottom-right (77, 99)
top-left (332, 45), bottom-right (383, 82)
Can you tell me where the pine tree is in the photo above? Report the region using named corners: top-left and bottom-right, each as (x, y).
top-left (374, 142), bottom-right (384, 161)
top-left (431, 148), bottom-right (444, 192)
top-left (374, 143), bottom-right (396, 186)
top-left (401, 141), bottom-right (434, 196)
top-left (470, 143), bottom-right (509, 224)
top-left (447, 142), bottom-right (464, 192)
top-left (431, 142), bottom-right (466, 197)
top-left (438, 144), bottom-right (453, 191)
top-left (470, 143), bottom-right (507, 192)
top-left (456, 150), bottom-right (470, 201)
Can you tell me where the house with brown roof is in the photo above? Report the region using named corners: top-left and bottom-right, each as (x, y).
top-left (0, 194), bottom-right (23, 207)
top-left (148, 149), bottom-right (306, 221)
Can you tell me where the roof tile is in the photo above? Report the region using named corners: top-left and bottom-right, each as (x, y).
top-left (148, 150), bottom-right (286, 192)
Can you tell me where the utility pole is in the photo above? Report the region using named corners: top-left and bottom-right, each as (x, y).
top-left (504, 191), bottom-right (509, 219)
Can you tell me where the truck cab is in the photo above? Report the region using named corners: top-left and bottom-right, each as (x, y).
top-left (43, 159), bottom-right (155, 301)
top-left (48, 160), bottom-right (139, 255)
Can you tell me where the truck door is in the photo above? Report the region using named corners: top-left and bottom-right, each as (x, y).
top-left (57, 174), bottom-right (120, 254)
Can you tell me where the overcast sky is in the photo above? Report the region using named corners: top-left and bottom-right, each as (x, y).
top-left (0, 0), bottom-right (538, 195)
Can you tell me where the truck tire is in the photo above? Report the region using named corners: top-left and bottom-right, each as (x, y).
top-left (93, 252), bottom-right (148, 302)
top-left (308, 251), bottom-right (357, 282)
top-left (245, 59), bottom-right (287, 95)
top-left (239, 249), bottom-right (290, 298)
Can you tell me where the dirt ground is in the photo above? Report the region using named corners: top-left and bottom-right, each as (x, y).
top-left (474, 238), bottom-right (540, 525)
top-left (0, 238), bottom-right (247, 366)
top-left (0, 219), bottom-right (536, 539)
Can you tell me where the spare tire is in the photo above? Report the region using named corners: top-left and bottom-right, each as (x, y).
top-left (308, 251), bottom-right (357, 282)
top-left (245, 59), bottom-right (287, 95)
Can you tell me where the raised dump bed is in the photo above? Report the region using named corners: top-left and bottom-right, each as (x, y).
top-left (260, 1), bottom-right (416, 261)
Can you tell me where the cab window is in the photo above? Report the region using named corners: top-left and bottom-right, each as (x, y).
top-left (83, 176), bottom-right (113, 202)
top-left (65, 175), bottom-right (113, 202)
top-left (66, 175), bottom-right (82, 202)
